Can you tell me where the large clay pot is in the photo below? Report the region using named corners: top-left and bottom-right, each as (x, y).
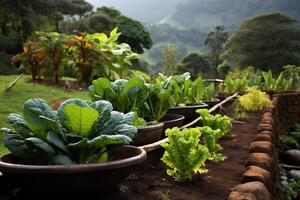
top-left (131, 123), bottom-right (164, 146)
top-left (0, 146), bottom-right (146, 196)
top-left (167, 103), bottom-right (208, 125)
top-left (159, 114), bottom-right (185, 138)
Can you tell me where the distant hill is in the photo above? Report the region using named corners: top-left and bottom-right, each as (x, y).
top-left (161, 0), bottom-right (300, 29)
top-left (86, 0), bottom-right (184, 23)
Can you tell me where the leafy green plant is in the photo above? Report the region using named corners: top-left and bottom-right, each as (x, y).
top-left (187, 77), bottom-right (215, 104)
top-left (197, 109), bottom-right (232, 161)
top-left (221, 76), bottom-right (248, 94)
top-left (262, 70), bottom-right (292, 93)
top-left (198, 127), bottom-right (226, 162)
top-left (197, 109), bottom-right (232, 134)
top-left (89, 76), bottom-right (172, 123)
top-left (1, 98), bottom-right (137, 165)
top-left (161, 127), bottom-right (209, 182)
top-left (238, 87), bottom-right (272, 111)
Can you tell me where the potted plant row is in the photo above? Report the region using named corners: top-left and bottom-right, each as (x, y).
top-left (0, 98), bottom-right (147, 196)
top-left (89, 76), bottom-right (185, 146)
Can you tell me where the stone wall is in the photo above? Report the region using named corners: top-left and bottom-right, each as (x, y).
top-left (228, 93), bottom-right (300, 200)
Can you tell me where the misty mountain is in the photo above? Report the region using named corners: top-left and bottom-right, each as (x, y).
top-left (162, 0), bottom-right (300, 29)
top-left (86, 0), bottom-right (184, 23)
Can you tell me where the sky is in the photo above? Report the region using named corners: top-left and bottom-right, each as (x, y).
top-left (85, 0), bottom-right (185, 23)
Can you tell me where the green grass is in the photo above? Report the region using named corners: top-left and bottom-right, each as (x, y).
top-left (0, 75), bottom-right (89, 155)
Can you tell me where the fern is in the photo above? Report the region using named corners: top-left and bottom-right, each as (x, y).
top-left (161, 127), bottom-right (209, 182)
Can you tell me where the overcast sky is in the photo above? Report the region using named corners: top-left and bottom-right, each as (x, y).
top-left (85, 0), bottom-right (184, 23)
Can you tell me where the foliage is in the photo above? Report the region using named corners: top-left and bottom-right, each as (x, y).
top-left (11, 41), bottom-right (44, 80)
top-left (238, 87), bottom-right (272, 112)
top-left (223, 13), bottom-right (300, 71)
top-left (196, 109), bottom-right (232, 135)
top-left (89, 76), bottom-right (172, 123)
top-left (0, 75), bottom-right (90, 155)
top-left (262, 70), bottom-right (292, 93)
top-left (177, 53), bottom-right (211, 79)
top-left (198, 126), bottom-right (226, 162)
top-left (0, 98), bottom-right (137, 164)
top-left (67, 28), bottom-right (138, 84)
top-left (61, 6), bottom-right (153, 54)
top-left (281, 65), bottom-right (300, 89)
top-left (37, 32), bottom-right (68, 82)
top-left (280, 123), bottom-right (300, 152)
top-left (221, 76), bottom-right (248, 94)
top-left (205, 26), bottom-right (229, 78)
top-left (159, 43), bottom-right (179, 75)
top-left (157, 73), bottom-right (216, 107)
top-left (197, 109), bottom-right (232, 161)
top-left (161, 127), bottom-right (209, 182)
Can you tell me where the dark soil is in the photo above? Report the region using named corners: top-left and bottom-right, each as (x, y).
top-left (28, 79), bottom-right (87, 91)
top-left (112, 112), bottom-right (262, 200)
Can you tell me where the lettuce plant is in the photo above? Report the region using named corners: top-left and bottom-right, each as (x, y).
top-left (161, 127), bottom-right (209, 182)
top-left (196, 109), bottom-right (232, 161)
top-left (1, 98), bottom-right (137, 165)
top-left (222, 76), bottom-right (248, 94)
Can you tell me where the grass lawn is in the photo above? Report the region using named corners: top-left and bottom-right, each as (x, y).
top-left (0, 75), bottom-right (89, 155)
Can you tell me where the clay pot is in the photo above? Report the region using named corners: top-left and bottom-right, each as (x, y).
top-left (131, 123), bottom-right (164, 146)
top-left (0, 146), bottom-right (146, 196)
top-left (167, 103), bottom-right (208, 125)
top-left (159, 114), bottom-right (185, 138)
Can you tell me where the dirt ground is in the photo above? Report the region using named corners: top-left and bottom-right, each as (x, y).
top-left (105, 112), bottom-right (262, 200)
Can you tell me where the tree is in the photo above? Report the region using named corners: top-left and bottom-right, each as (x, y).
top-left (223, 13), bottom-right (300, 72)
top-left (177, 53), bottom-right (211, 79)
top-left (60, 7), bottom-right (153, 54)
top-left (159, 43), bottom-right (179, 75)
top-left (117, 16), bottom-right (153, 54)
top-left (205, 26), bottom-right (229, 78)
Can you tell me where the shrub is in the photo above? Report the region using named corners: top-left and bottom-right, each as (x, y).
top-left (238, 87), bottom-right (272, 111)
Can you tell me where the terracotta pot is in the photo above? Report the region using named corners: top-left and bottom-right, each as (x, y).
top-left (131, 123), bottom-right (164, 146)
top-left (203, 98), bottom-right (221, 108)
top-left (159, 114), bottom-right (185, 138)
top-left (0, 146), bottom-right (146, 196)
top-left (167, 103), bottom-right (208, 125)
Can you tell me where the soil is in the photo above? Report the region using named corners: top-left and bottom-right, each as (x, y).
top-left (51, 99), bottom-right (66, 110)
top-left (109, 112), bottom-right (262, 200)
top-left (0, 112), bottom-right (262, 200)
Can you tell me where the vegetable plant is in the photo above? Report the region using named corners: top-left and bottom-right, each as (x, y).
top-left (89, 76), bottom-right (172, 124)
top-left (161, 127), bottom-right (209, 182)
top-left (1, 98), bottom-right (137, 165)
top-left (221, 76), bottom-right (248, 94)
top-left (238, 87), bottom-right (272, 112)
top-left (187, 77), bottom-right (215, 104)
top-left (197, 109), bottom-right (232, 161)
top-left (262, 70), bottom-right (292, 93)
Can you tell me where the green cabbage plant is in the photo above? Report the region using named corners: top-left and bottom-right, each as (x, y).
top-left (1, 98), bottom-right (137, 165)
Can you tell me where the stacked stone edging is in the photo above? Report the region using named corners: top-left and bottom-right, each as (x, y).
top-left (228, 93), bottom-right (300, 200)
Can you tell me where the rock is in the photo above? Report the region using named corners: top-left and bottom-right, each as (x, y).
top-left (228, 191), bottom-right (257, 200)
top-left (257, 123), bottom-right (273, 132)
top-left (258, 131), bottom-right (273, 138)
top-left (246, 153), bottom-right (273, 172)
top-left (241, 166), bottom-right (272, 191)
top-left (282, 150), bottom-right (300, 166)
top-left (288, 170), bottom-right (300, 180)
top-left (249, 141), bottom-right (273, 155)
top-left (232, 181), bottom-right (271, 200)
top-left (254, 134), bottom-right (272, 142)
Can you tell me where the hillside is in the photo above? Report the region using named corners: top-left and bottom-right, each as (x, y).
top-left (161, 0), bottom-right (300, 29)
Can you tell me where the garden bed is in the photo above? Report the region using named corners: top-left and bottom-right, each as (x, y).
top-left (102, 112), bottom-right (261, 200)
